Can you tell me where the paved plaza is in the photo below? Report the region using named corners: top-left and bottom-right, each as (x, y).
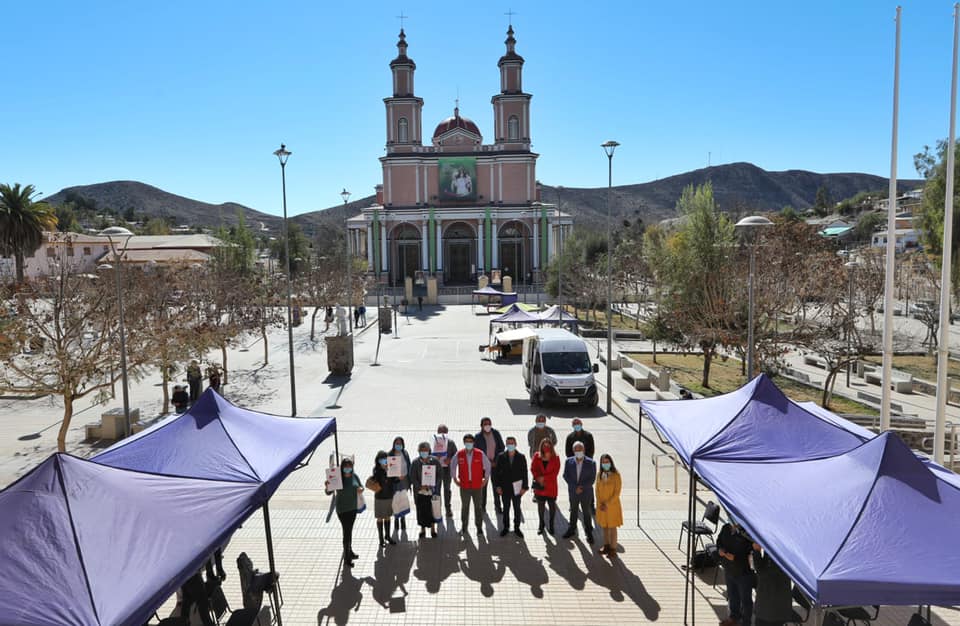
top-left (1, 306), bottom-right (959, 625)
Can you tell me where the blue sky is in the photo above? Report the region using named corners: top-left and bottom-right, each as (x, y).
top-left (2, 1), bottom-right (956, 217)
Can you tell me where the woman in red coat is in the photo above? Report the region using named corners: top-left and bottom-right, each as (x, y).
top-left (530, 438), bottom-right (561, 535)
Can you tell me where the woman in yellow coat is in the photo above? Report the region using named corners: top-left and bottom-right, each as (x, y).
top-left (595, 453), bottom-right (623, 558)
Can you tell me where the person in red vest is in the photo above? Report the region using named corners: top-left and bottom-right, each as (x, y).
top-left (451, 433), bottom-right (491, 538)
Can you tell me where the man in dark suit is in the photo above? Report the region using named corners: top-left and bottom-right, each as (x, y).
top-left (474, 417), bottom-right (505, 516)
top-left (493, 436), bottom-right (529, 537)
top-left (562, 441), bottom-right (596, 543)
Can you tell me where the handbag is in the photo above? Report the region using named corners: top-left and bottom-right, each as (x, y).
top-left (431, 495), bottom-right (443, 522)
top-left (392, 490), bottom-right (410, 517)
top-left (365, 476), bottom-right (381, 493)
top-left (356, 491), bottom-right (367, 514)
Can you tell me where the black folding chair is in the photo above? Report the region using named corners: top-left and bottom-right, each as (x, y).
top-left (838, 605), bottom-right (880, 626)
top-left (787, 586), bottom-right (812, 625)
top-left (907, 613), bottom-right (932, 626)
top-left (678, 500), bottom-right (720, 552)
top-left (226, 552), bottom-right (280, 626)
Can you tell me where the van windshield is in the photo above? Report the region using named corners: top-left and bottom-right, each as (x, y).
top-left (541, 351), bottom-right (592, 375)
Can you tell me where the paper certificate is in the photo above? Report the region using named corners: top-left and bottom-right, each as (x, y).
top-left (326, 466), bottom-right (343, 491)
top-left (513, 480), bottom-right (523, 496)
top-left (422, 465), bottom-right (436, 487)
top-left (387, 455), bottom-right (403, 478)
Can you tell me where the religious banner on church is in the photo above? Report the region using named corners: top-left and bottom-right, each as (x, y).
top-left (438, 157), bottom-right (477, 202)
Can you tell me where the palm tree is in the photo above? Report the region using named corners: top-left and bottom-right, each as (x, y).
top-left (0, 183), bottom-right (58, 283)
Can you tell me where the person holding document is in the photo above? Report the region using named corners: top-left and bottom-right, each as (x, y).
top-left (411, 441), bottom-right (441, 539)
top-left (493, 435), bottom-right (529, 538)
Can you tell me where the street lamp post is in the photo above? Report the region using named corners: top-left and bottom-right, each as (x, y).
top-left (556, 185), bottom-right (564, 312)
top-left (844, 259), bottom-right (861, 387)
top-left (602, 140), bottom-right (619, 415)
top-left (98, 226), bottom-right (134, 437)
top-left (735, 215), bottom-right (773, 380)
top-left (341, 188), bottom-right (352, 334)
top-left (273, 143), bottom-right (297, 416)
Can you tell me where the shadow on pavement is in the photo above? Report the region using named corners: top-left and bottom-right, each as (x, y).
top-left (316, 565), bottom-right (365, 626)
top-left (575, 541), bottom-right (661, 619)
top-left (412, 534), bottom-right (461, 593)
top-left (458, 534), bottom-right (505, 597)
top-left (490, 534), bottom-right (550, 598)
top-left (367, 542), bottom-right (415, 612)
top-left (504, 398), bottom-right (606, 418)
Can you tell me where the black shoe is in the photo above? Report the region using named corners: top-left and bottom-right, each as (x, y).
top-left (386, 537), bottom-right (397, 545)
top-left (537, 527), bottom-right (545, 535)
top-left (349, 551), bottom-right (359, 560)
top-left (562, 529), bottom-right (576, 539)
top-left (514, 529), bottom-right (524, 538)
top-left (500, 528), bottom-right (509, 537)
top-left (419, 530), bottom-right (426, 539)
top-left (345, 559), bottom-right (354, 568)
top-left (477, 528), bottom-right (484, 538)
top-left (431, 527), bottom-right (437, 538)
top-left (586, 533), bottom-right (595, 545)
top-left (548, 525), bottom-right (555, 535)
top-left (446, 509), bottom-right (454, 518)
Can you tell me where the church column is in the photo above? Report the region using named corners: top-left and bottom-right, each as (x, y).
top-left (366, 225), bottom-right (374, 269)
top-left (532, 216), bottom-right (540, 270)
top-left (477, 218), bottom-right (485, 273)
top-left (381, 218), bottom-right (388, 273)
top-left (421, 219), bottom-right (429, 270)
top-left (491, 219), bottom-right (499, 268)
top-left (547, 217), bottom-right (555, 262)
top-left (436, 221), bottom-right (443, 273)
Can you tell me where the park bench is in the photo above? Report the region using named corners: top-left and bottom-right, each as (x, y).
top-left (656, 390), bottom-right (679, 401)
top-left (803, 355), bottom-right (825, 368)
top-left (622, 367), bottom-right (652, 390)
top-left (864, 371), bottom-right (913, 394)
top-left (84, 407), bottom-right (141, 441)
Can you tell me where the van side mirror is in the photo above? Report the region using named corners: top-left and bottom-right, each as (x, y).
top-left (592, 363), bottom-right (600, 373)
top-left (533, 363), bottom-right (541, 374)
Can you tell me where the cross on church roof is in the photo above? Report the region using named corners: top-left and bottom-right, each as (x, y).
top-left (397, 10), bottom-right (408, 30)
top-left (505, 8), bottom-right (517, 25)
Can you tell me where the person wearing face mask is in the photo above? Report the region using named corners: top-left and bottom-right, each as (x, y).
top-left (451, 433), bottom-right (491, 537)
top-left (432, 424), bottom-right (458, 518)
top-left (564, 418), bottom-right (595, 459)
top-left (325, 457), bottom-right (364, 567)
top-left (562, 441), bottom-right (596, 543)
top-left (372, 450), bottom-right (397, 547)
top-left (388, 436), bottom-right (412, 535)
top-left (410, 442), bottom-right (441, 539)
top-left (595, 454), bottom-right (623, 558)
top-left (473, 417), bottom-right (505, 517)
top-left (530, 438), bottom-right (560, 535)
top-left (527, 414), bottom-right (558, 458)
top-left (493, 436), bottom-right (529, 537)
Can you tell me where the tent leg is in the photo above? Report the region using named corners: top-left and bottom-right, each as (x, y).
top-left (683, 466), bottom-right (695, 625)
top-left (334, 430), bottom-right (341, 465)
top-left (690, 472), bottom-right (697, 626)
top-left (263, 502), bottom-right (283, 626)
top-left (637, 408), bottom-right (642, 528)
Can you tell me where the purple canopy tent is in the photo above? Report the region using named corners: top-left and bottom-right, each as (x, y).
top-left (697, 432), bottom-right (960, 606)
top-left (0, 454), bottom-right (261, 626)
top-left (93, 389), bottom-right (337, 625)
top-left (488, 303), bottom-right (542, 342)
top-left (471, 284), bottom-right (502, 313)
top-left (639, 374), bottom-right (872, 624)
top-left (538, 304), bottom-right (578, 330)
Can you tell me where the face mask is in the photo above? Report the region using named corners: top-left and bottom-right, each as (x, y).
top-left (536, 422), bottom-right (545, 429)
top-left (575, 451), bottom-right (584, 460)
top-left (482, 425), bottom-right (492, 433)
top-left (419, 451), bottom-right (428, 459)
top-left (465, 442), bottom-right (474, 450)
top-left (343, 467), bottom-right (353, 475)
top-left (573, 424), bottom-right (582, 432)
top-left (601, 462), bottom-right (611, 471)
top-left (506, 444), bottom-right (516, 452)
top-left (379, 458), bottom-right (388, 466)
top-left (394, 444), bottom-right (403, 451)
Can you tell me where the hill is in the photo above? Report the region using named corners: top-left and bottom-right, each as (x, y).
top-left (42, 163), bottom-right (923, 239)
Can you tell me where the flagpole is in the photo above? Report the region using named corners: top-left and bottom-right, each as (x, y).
top-left (881, 6), bottom-right (902, 433)
top-left (935, 3), bottom-right (960, 464)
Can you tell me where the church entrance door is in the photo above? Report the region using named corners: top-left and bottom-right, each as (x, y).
top-left (447, 243), bottom-right (471, 284)
top-left (499, 241), bottom-right (523, 286)
top-left (397, 242), bottom-right (419, 286)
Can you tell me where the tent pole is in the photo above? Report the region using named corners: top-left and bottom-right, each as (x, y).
top-left (262, 502), bottom-right (283, 626)
top-left (637, 408), bottom-right (642, 528)
top-left (334, 430), bottom-right (341, 465)
top-left (690, 472), bottom-right (697, 626)
top-left (683, 464), bottom-right (695, 625)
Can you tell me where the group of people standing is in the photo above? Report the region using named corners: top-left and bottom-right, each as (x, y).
top-left (325, 415), bottom-right (624, 568)
top-left (171, 360), bottom-right (221, 413)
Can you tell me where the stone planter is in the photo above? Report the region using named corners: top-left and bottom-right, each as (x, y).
top-left (325, 335), bottom-right (354, 375)
top-left (379, 308), bottom-right (392, 333)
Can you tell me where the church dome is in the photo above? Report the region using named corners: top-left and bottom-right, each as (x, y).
top-left (432, 107), bottom-right (481, 140)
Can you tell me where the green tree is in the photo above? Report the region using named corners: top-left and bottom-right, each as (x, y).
top-left (814, 185), bottom-right (832, 216)
top-left (142, 217), bottom-right (171, 235)
top-left (853, 211), bottom-right (884, 244)
top-left (653, 183), bottom-right (737, 387)
top-left (54, 203), bottom-right (81, 233)
top-left (215, 210), bottom-right (258, 275)
top-left (0, 183), bottom-right (58, 284)
top-left (915, 140), bottom-right (960, 294)
top-left (270, 222), bottom-right (311, 275)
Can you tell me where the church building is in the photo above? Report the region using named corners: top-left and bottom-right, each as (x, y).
top-left (347, 24), bottom-right (570, 287)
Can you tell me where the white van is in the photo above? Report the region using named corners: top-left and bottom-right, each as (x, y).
top-left (522, 328), bottom-right (599, 407)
